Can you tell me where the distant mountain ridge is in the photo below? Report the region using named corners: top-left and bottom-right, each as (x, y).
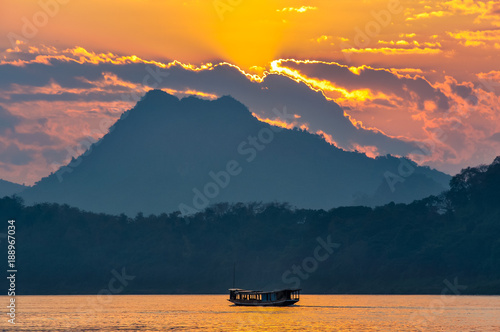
top-left (21, 90), bottom-right (451, 215)
top-left (0, 179), bottom-right (26, 198)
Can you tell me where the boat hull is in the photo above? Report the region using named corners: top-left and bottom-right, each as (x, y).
top-left (229, 299), bottom-right (299, 307)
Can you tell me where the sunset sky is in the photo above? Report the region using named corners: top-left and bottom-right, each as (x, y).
top-left (1, 0), bottom-right (499, 185)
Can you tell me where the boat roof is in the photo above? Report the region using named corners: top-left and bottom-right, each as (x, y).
top-left (228, 288), bottom-right (301, 293)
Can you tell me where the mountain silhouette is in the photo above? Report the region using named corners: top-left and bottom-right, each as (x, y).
top-left (0, 179), bottom-right (26, 198)
top-left (21, 90), bottom-right (451, 215)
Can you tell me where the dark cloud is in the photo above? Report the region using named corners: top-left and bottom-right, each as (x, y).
top-left (0, 106), bottom-right (59, 146)
top-left (278, 61), bottom-right (451, 111)
top-left (489, 132), bottom-right (500, 142)
top-left (0, 142), bottom-right (35, 165)
top-left (372, 99), bottom-right (396, 108)
top-left (37, 118), bottom-right (48, 126)
top-left (0, 91), bottom-right (126, 103)
top-left (451, 83), bottom-right (478, 105)
top-left (0, 60), bottom-right (157, 90)
top-left (489, 3), bottom-right (500, 14)
top-left (15, 132), bottom-right (60, 146)
top-left (0, 61), bottom-right (97, 89)
top-left (0, 106), bottom-right (21, 133)
top-left (42, 148), bottom-right (71, 164)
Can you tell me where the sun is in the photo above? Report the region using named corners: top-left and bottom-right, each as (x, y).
top-left (212, 1), bottom-right (286, 69)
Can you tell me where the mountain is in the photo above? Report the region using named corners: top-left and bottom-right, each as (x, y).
top-left (0, 179), bottom-right (26, 198)
top-left (4, 157), bottom-right (500, 295)
top-left (21, 90), bottom-right (450, 215)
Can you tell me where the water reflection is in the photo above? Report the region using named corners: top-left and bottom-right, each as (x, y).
top-left (1, 295), bottom-right (499, 331)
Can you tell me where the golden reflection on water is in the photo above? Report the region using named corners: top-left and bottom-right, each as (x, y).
top-left (1, 295), bottom-right (500, 331)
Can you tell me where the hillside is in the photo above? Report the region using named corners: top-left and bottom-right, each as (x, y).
top-left (0, 179), bottom-right (26, 198)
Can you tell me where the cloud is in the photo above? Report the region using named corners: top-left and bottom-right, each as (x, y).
top-left (450, 82), bottom-right (477, 104)
top-left (313, 35), bottom-right (330, 43)
top-left (0, 106), bottom-right (21, 134)
top-left (403, 0), bottom-right (499, 26)
top-left (15, 132), bottom-right (60, 146)
top-left (342, 47), bottom-right (443, 55)
top-left (447, 29), bottom-right (500, 47)
top-left (406, 10), bottom-right (449, 21)
top-left (445, 0), bottom-right (500, 25)
top-left (277, 6), bottom-right (317, 13)
top-left (477, 70), bottom-right (500, 93)
top-left (0, 44), bottom-right (499, 182)
top-left (0, 142), bottom-right (35, 166)
top-left (489, 132), bottom-right (500, 142)
top-left (272, 59), bottom-right (450, 110)
top-left (269, 59), bottom-right (500, 174)
top-left (42, 148), bottom-right (73, 163)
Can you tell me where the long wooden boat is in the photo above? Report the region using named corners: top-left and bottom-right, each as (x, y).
top-left (228, 288), bottom-right (300, 306)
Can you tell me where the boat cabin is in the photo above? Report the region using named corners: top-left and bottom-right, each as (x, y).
top-left (228, 288), bottom-right (300, 306)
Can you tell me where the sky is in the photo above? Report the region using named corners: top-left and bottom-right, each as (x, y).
top-left (0, 0), bottom-right (499, 185)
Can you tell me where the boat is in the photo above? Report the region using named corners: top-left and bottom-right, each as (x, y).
top-left (228, 288), bottom-right (301, 306)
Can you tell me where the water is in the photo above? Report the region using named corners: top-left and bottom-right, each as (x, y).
top-left (1, 295), bottom-right (499, 331)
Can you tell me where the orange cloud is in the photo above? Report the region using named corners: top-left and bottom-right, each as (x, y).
top-left (445, 0), bottom-right (500, 25)
top-left (351, 144), bottom-right (380, 159)
top-left (267, 58), bottom-right (500, 174)
top-left (447, 29), bottom-right (500, 47)
top-left (269, 59), bottom-right (386, 102)
top-left (477, 70), bottom-right (500, 90)
top-left (342, 47), bottom-right (443, 55)
top-left (164, 89), bottom-right (219, 100)
top-left (251, 113), bottom-right (299, 130)
top-left (315, 130), bottom-right (339, 147)
top-left (277, 6), bottom-right (317, 13)
top-left (314, 35), bottom-right (330, 43)
top-left (406, 10), bottom-right (448, 21)
top-left (388, 68), bottom-right (425, 78)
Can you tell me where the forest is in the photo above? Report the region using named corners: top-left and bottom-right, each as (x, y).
top-left (1, 157), bottom-right (499, 295)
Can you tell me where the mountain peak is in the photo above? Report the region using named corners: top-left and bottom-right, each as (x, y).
top-left (21, 92), bottom-right (451, 216)
top-left (142, 89), bottom-right (179, 102)
top-left (135, 89), bottom-right (179, 112)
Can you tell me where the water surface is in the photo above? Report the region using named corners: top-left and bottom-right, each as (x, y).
top-left (2, 295), bottom-right (500, 331)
